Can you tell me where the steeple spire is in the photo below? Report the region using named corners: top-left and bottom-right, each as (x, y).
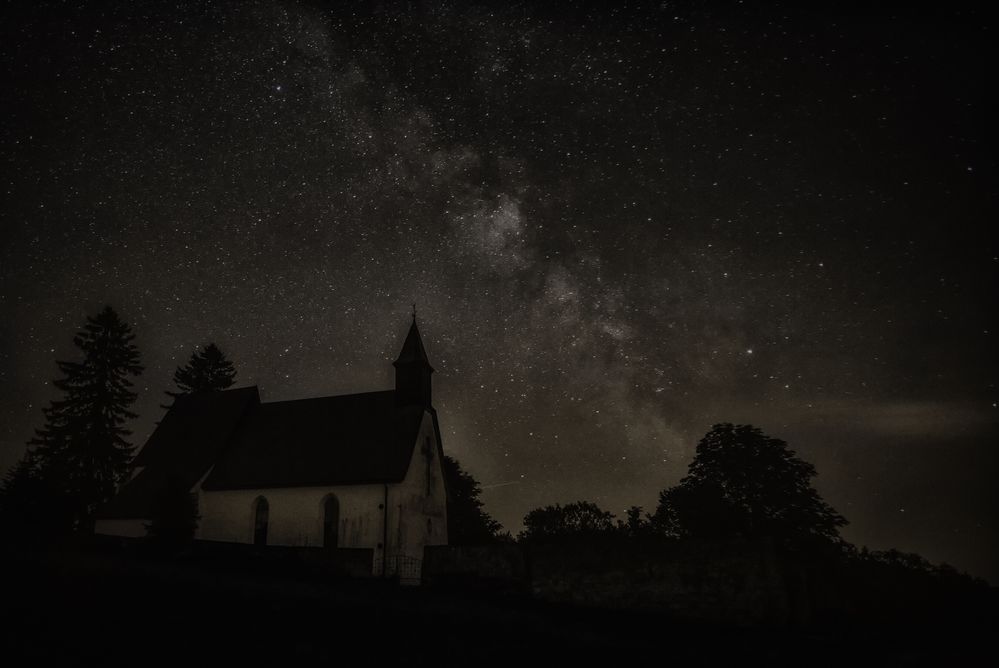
top-left (394, 313), bottom-right (433, 408)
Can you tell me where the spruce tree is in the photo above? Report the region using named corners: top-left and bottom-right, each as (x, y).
top-left (164, 343), bottom-right (236, 407)
top-left (23, 305), bottom-right (143, 531)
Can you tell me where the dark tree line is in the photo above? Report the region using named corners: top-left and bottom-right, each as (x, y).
top-left (513, 423), bottom-right (988, 592)
top-left (518, 423), bottom-right (846, 552)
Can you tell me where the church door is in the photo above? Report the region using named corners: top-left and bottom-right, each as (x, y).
top-left (323, 495), bottom-right (339, 548)
top-left (253, 497), bottom-right (269, 546)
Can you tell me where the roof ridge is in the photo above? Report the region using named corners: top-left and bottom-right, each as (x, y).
top-left (258, 389), bottom-right (395, 407)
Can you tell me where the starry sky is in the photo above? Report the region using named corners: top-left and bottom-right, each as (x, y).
top-left (2, 2), bottom-right (996, 580)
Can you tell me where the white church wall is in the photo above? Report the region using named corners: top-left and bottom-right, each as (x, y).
top-left (195, 410), bottom-right (448, 580)
top-left (191, 465), bottom-right (215, 541)
top-left (385, 411), bottom-right (448, 562)
top-left (198, 484), bottom-right (384, 550)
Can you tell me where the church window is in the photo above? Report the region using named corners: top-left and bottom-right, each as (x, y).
top-left (323, 494), bottom-right (339, 548)
top-left (253, 497), bottom-right (269, 546)
top-left (427, 518), bottom-right (433, 537)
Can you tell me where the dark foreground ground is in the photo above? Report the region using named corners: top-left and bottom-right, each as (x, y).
top-left (1, 541), bottom-right (994, 665)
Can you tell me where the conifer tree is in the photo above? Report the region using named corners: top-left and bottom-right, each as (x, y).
top-left (21, 306), bottom-right (143, 531)
top-left (164, 343), bottom-right (236, 406)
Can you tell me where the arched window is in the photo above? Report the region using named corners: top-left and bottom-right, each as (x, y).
top-left (323, 494), bottom-right (339, 548)
top-left (253, 496), bottom-right (269, 546)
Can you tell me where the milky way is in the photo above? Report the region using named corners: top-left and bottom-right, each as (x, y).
top-left (2, 2), bottom-right (996, 579)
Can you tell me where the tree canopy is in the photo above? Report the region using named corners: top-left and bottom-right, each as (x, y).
top-left (653, 423), bottom-right (847, 548)
top-left (519, 501), bottom-right (616, 542)
top-left (442, 455), bottom-right (502, 544)
top-left (165, 342), bottom-right (236, 404)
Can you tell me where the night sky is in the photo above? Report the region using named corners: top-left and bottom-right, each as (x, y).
top-left (2, 2), bottom-right (996, 580)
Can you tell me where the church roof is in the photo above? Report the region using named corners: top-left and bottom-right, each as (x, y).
top-left (393, 318), bottom-right (434, 370)
top-left (96, 385), bottom-right (430, 519)
top-left (96, 386), bottom-right (261, 520)
top-left (98, 315), bottom-right (442, 520)
top-left (201, 390), bottom-right (425, 491)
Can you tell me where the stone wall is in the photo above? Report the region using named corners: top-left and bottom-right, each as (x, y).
top-left (422, 544), bottom-right (528, 590)
top-left (423, 539), bottom-right (804, 625)
top-left (526, 539), bottom-right (795, 625)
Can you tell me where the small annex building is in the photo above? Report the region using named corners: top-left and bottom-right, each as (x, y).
top-left (95, 316), bottom-right (448, 577)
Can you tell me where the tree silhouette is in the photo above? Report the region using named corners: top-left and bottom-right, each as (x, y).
top-left (0, 456), bottom-right (71, 539)
top-left (519, 501), bottom-right (615, 542)
top-left (653, 423), bottom-right (847, 548)
top-left (11, 306), bottom-right (143, 532)
top-left (164, 343), bottom-right (236, 407)
top-left (442, 455), bottom-right (502, 544)
top-left (616, 505), bottom-right (653, 538)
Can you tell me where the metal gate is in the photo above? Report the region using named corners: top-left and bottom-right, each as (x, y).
top-left (375, 554), bottom-right (423, 585)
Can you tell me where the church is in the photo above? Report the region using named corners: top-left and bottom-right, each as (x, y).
top-left (94, 316), bottom-right (448, 578)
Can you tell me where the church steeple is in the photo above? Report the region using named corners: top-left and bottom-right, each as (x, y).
top-left (393, 312), bottom-right (434, 409)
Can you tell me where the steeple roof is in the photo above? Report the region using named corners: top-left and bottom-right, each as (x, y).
top-left (394, 317), bottom-right (434, 370)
